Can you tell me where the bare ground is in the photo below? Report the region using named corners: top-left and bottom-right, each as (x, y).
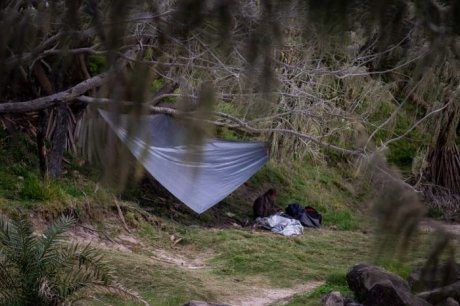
top-left (419, 218), bottom-right (460, 237)
top-left (62, 222), bottom-right (324, 306)
top-left (224, 281), bottom-right (324, 306)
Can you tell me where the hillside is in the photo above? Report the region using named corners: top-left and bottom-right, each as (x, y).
top-left (0, 132), bottom-right (452, 305)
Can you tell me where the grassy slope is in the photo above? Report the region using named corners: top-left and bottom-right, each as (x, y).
top-left (0, 131), bottom-right (442, 305)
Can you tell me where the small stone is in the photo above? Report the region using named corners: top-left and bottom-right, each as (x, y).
top-left (182, 301), bottom-right (230, 306)
top-left (321, 291), bottom-right (344, 306)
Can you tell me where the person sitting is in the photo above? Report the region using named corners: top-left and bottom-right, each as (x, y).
top-left (253, 188), bottom-right (282, 219)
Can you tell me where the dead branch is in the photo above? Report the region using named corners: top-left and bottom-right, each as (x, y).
top-left (76, 95), bottom-right (362, 156)
top-left (381, 102), bottom-right (451, 148)
top-left (114, 198), bottom-right (131, 233)
top-left (0, 72), bottom-right (110, 113)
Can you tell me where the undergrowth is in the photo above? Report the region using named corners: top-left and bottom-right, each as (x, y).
top-left (0, 130), bottom-right (113, 220)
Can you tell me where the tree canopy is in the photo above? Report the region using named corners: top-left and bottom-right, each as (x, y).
top-left (0, 0), bottom-right (459, 211)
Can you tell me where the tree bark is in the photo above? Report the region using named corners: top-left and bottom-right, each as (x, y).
top-left (424, 91), bottom-right (460, 195)
top-left (47, 103), bottom-right (69, 179)
top-left (0, 72), bottom-right (109, 113)
top-left (37, 110), bottom-right (48, 177)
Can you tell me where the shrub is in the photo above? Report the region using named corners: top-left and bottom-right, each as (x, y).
top-left (0, 214), bottom-right (147, 305)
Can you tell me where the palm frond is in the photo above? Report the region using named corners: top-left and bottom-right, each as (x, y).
top-left (63, 282), bottom-right (151, 306)
top-left (0, 215), bottom-right (12, 243)
top-left (51, 242), bottom-right (114, 300)
top-left (0, 257), bottom-right (19, 292)
top-left (39, 215), bottom-right (76, 266)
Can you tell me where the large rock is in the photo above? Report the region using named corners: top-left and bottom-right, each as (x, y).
top-left (417, 280), bottom-right (460, 305)
top-left (346, 263), bottom-right (431, 306)
top-left (409, 262), bottom-right (460, 291)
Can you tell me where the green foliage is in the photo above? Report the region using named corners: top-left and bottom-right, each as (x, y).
top-left (426, 207), bottom-right (444, 219)
top-left (314, 272), bottom-right (351, 301)
top-left (150, 79), bottom-right (177, 103)
top-left (282, 271), bottom-right (351, 306)
top-left (322, 210), bottom-right (361, 231)
top-left (19, 174), bottom-right (65, 201)
top-left (215, 127), bottom-right (241, 140)
top-left (0, 214), bottom-right (114, 305)
top-left (375, 259), bottom-right (413, 279)
top-left (0, 131), bottom-right (107, 217)
top-left (184, 228), bottom-right (372, 287)
top-left (88, 55), bottom-right (108, 75)
top-left (151, 79), bottom-right (164, 91)
top-left (259, 160), bottom-right (367, 231)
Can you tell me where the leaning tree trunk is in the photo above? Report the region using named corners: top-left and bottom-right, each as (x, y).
top-left (424, 88), bottom-right (460, 195)
top-left (37, 110), bottom-right (48, 177)
top-left (47, 103), bottom-right (69, 179)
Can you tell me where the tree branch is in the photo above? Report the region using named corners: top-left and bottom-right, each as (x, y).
top-left (77, 95), bottom-right (362, 156)
top-left (0, 72), bottom-right (110, 113)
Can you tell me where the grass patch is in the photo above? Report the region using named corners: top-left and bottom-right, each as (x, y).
top-left (255, 159), bottom-right (368, 231)
top-left (322, 210), bottom-right (361, 231)
top-left (184, 228), bottom-right (373, 287)
top-left (88, 250), bottom-right (225, 306)
top-left (282, 271), bottom-right (351, 306)
top-left (85, 227), bottom-right (374, 305)
top-left (19, 174), bottom-right (65, 201)
top-left (85, 226), bottom-right (442, 305)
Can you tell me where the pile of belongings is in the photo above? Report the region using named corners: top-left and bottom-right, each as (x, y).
top-left (255, 214), bottom-right (304, 236)
top-left (254, 204), bottom-right (322, 236)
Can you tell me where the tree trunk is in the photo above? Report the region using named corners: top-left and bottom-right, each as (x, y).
top-left (37, 110), bottom-right (48, 177)
top-left (47, 103), bottom-right (69, 179)
top-left (424, 90), bottom-right (460, 195)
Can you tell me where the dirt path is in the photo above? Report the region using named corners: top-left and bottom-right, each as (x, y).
top-left (224, 281), bottom-right (324, 306)
top-left (66, 224), bottom-right (324, 306)
top-left (419, 219), bottom-right (460, 237)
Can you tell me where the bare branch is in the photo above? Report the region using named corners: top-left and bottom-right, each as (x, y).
top-left (77, 95), bottom-right (361, 155)
top-left (0, 72), bottom-right (110, 113)
top-left (381, 102), bottom-right (451, 148)
top-left (214, 111), bottom-right (362, 155)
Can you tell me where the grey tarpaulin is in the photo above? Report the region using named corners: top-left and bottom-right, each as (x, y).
top-left (99, 110), bottom-right (269, 214)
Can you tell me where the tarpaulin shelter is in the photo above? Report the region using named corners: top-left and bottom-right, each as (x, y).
top-left (99, 110), bottom-right (269, 214)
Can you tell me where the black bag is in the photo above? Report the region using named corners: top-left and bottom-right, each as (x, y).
top-left (285, 203), bottom-right (304, 220)
top-left (304, 206), bottom-right (322, 228)
top-left (285, 203), bottom-right (322, 228)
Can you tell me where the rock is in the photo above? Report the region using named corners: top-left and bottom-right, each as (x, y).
top-left (436, 297), bottom-right (460, 306)
top-left (182, 301), bottom-right (230, 306)
top-left (344, 297), bottom-right (364, 306)
top-left (409, 262), bottom-right (460, 291)
top-left (417, 280), bottom-right (460, 305)
top-left (347, 263), bottom-right (431, 306)
top-left (321, 291), bottom-right (343, 306)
